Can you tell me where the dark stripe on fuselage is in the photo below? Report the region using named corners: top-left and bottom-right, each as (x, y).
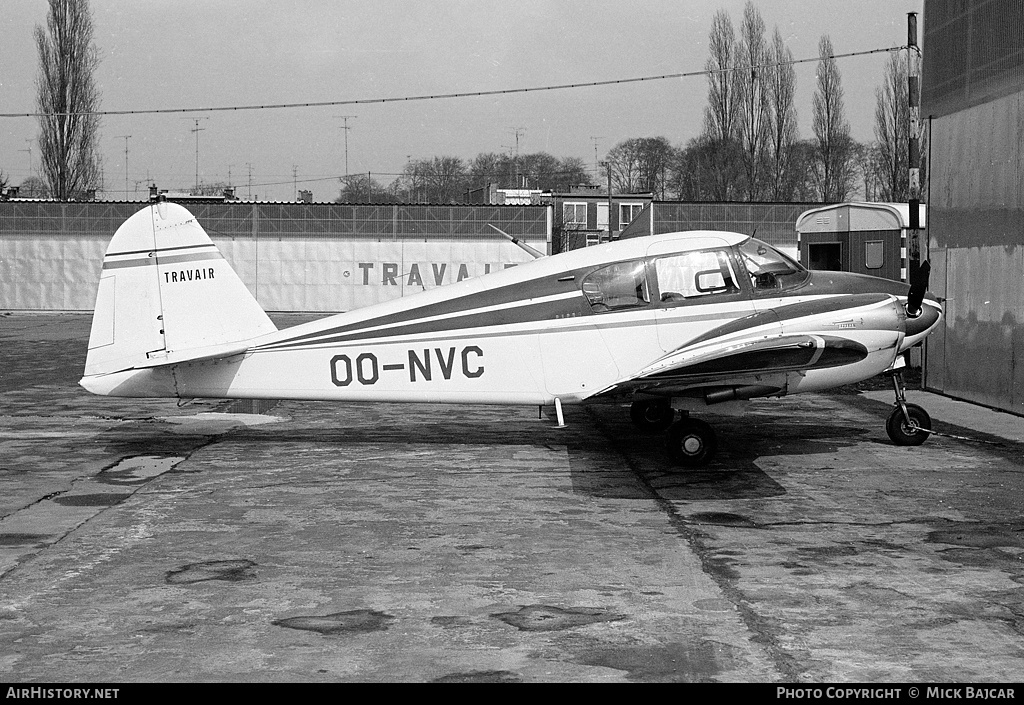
top-left (683, 292), bottom-right (894, 349)
top-left (255, 265), bottom-right (595, 351)
top-left (648, 336), bottom-right (868, 379)
top-left (264, 295), bottom-right (587, 349)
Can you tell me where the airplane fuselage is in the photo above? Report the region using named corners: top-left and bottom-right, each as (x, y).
top-left (82, 230), bottom-right (941, 409)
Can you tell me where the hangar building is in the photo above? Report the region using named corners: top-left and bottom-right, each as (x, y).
top-left (922, 0), bottom-right (1024, 415)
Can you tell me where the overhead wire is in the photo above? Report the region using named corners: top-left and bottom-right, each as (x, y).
top-left (0, 45), bottom-right (906, 119)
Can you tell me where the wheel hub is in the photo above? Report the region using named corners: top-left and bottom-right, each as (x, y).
top-left (682, 436), bottom-right (703, 454)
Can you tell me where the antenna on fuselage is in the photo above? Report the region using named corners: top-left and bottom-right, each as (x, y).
top-left (487, 224), bottom-right (545, 259)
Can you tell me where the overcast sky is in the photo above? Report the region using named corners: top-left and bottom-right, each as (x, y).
top-left (1, 0), bottom-right (923, 201)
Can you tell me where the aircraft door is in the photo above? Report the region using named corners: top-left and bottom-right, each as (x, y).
top-left (540, 258), bottom-right (650, 399)
top-left (647, 239), bottom-right (754, 353)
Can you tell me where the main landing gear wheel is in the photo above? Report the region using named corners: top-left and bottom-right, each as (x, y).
top-left (666, 418), bottom-right (717, 467)
top-left (630, 399), bottom-right (676, 432)
top-left (886, 403), bottom-right (931, 446)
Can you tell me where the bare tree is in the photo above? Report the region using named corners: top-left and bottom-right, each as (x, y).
top-left (605, 140), bottom-right (640, 193)
top-left (765, 27), bottom-right (799, 200)
top-left (605, 138), bottom-right (675, 196)
top-left (337, 173), bottom-right (393, 203)
top-left (857, 142), bottom-right (883, 201)
top-left (468, 152), bottom-right (505, 192)
top-left (872, 49), bottom-right (917, 201)
top-left (703, 10), bottom-right (739, 145)
top-left (405, 156), bottom-right (466, 203)
top-left (811, 35), bottom-right (855, 202)
top-left (551, 156), bottom-right (592, 191)
top-left (18, 176), bottom-right (52, 199)
top-left (699, 10), bottom-right (743, 199)
top-left (34, 0), bottom-right (102, 200)
top-left (465, 151), bottom-right (591, 193)
top-left (736, 1), bottom-right (770, 200)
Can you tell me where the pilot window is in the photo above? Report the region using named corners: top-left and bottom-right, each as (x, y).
top-left (581, 260), bottom-right (650, 312)
top-left (739, 238), bottom-right (808, 292)
top-left (654, 250), bottom-right (739, 303)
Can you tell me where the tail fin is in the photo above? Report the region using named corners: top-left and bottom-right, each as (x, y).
top-left (84, 202), bottom-right (277, 377)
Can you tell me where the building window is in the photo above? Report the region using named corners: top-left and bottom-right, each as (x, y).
top-left (585, 232), bottom-right (602, 247)
top-left (619, 203), bottom-right (643, 227)
top-left (865, 240), bottom-right (884, 269)
top-left (563, 202), bottom-right (587, 226)
top-left (597, 203), bottom-right (609, 230)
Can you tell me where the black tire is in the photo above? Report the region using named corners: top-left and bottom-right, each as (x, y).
top-left (630, 399), bottom-right (675, 432)
top-left (886, 403), bottom-right (931, 446)
top-left (666, 418), bottom-right (717, 467)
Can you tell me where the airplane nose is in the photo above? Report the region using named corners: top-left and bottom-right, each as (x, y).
top-left (904, 298), bottom-right (942, 339)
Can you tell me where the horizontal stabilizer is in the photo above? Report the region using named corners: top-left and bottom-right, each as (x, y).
top-left (134, 341), bottom-right (251, 369)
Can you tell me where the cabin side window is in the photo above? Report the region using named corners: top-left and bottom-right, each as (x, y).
top-left (654, 249), bottom-right (739, 303)
top-left (581, 260), bottom-right (650, 312)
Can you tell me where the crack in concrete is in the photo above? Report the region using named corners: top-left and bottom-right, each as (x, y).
top-left (0, 436), bottom-right (219, 581)
top-left (583, 405), bottom-right (799, 682)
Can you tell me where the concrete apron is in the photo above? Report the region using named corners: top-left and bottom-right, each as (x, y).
top-left (0, 398), bottom-right (778, 683)
top-left (1, 314), bottom-right (1024, 682)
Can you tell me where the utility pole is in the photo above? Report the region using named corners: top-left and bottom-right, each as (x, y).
top-left (246, 163), bottom-right (253, 199)
top-left (292, 165), bottom-right (298, 200)
top-left (590, 136), bottom-right (603, 175)
top-left (599, 161), bottom-right (613, 242)
top-left (183, 117), bottom-right (209, 193)
top-left (117, 135), bottom-right (131, 199)
top-left (21, 138), bottom-right (33, 178)
top-left (907, 12), bottom-right (922, 282)
top-left (507, 127), bottom-right (525, 186)
top-left (335, 115), bottom-right (356, 178)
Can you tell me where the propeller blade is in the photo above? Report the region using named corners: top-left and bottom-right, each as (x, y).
top-left (906, 260), bottom-right (931, 318)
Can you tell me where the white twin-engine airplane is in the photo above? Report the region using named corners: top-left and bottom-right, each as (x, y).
top-left (81, 202), bottom-right (943, 467)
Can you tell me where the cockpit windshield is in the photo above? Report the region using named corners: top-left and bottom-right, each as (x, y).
top-left (738, 238), bottom-right (808, 292)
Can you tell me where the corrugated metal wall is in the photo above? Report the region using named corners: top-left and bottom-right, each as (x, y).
top-left (0, 201), bottom-right (550, 312)
top-left (922, 0), bottom-right (1024, 118)
top-left (923, 0), bottom-right (1024, 415)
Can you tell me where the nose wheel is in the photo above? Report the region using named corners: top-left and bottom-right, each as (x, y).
top-left (886, 403), bottom-right (931, 445)
top-left (885, 368), bottom-right (932, 446)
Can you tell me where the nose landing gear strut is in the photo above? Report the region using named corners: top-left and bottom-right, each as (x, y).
top-left (885, 366), bottom-right (932, 446)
